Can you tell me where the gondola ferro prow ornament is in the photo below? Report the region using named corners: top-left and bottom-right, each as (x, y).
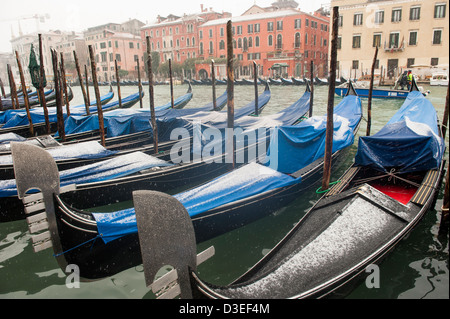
top-left (133, 190), bottom-right (215, 299)
top-left (11, 142), bottom-right (74, 271)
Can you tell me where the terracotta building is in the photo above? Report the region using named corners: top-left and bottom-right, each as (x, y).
top-left (140, 6), bottom-right (231, 65)
top-left (196, 1), bottom-right (330, 79)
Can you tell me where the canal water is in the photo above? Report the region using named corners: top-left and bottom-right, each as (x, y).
top-left (0, 82), bottom-right (448, 299)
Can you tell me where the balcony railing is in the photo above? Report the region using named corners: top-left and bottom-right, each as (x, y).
top-left (384, 40), bottom-right (405, 52)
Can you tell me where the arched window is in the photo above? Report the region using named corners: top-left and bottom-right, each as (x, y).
top-left (268, 35), bottom-right (273, 46)
top-left (255, 36), bottom-right (260, 47)
top-left (199, 42), bottom-right (203, 55)
top-left (248, 37), bottom-right (252, 47)
top-left (243, 37), bottom-right (248, 51)
top-left (219, 40), bottom-right (225, 50)
top-left (295, 33), bottom-right (301, 48)
top-left (238, 38), bottom-right (242, 48)
top-left (277, 34), bottom-right (282, 49)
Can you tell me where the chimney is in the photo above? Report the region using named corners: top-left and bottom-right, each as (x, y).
top-left (200, 4), bottom-right (204, 12)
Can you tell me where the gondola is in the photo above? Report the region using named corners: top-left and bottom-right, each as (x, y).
top-left (1, 84), bottom-right (274, 221)
top-left (0, 89), bottom-right (138, 139)
top-left (268, 78), bottom-right (282, 85)
top-left (13, 84), bottom-right (360, 281)
top-left (135, 79), bottom-right (445, 299)
top-left (335, 82), bottom-right (428, 99)
top-left (1, 89), bottom-right (57, 110)
top-left (281, 78), bottom-right (294, 85)
top-left (291, 77), bottom-right (305, 85)
top-left (0, 85), bottom-right (226, 179)
top-left (10, 84), bottom-right (313, 279)
top-left (315, 77), bottom-right (328, 85)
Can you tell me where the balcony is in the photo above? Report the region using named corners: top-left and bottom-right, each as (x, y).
top-left (384, 40), bottom-right (405, 53)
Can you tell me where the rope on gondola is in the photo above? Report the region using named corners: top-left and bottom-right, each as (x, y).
top-left (53, 235), bottom-right (102, 257)
top-left (316, 180), bottom-right (341, 194)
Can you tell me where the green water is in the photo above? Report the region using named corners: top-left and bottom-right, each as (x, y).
top-left (0, 83), bottom-right (448, 299)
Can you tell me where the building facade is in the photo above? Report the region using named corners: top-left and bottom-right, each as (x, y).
top-left (84, 20), bottom-right (145, 82)
top-left (140, 6), bottom-right (231, 65)
top-left (331, 0), bottom-right (449, 81)
top-left (197, 6), bottom-right (330, 79)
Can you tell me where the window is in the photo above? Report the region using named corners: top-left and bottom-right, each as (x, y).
top-left (352, 35), bottom-right (361, 48)
top-left (431, 58), bottom-right (439, 66)
top-left (219, 40), bottom-right (225, 50)
top-left (410, 6), bottom-right (421, 20)
top-left (353, 13), bottom-right (363, 26)
top-left (433, 29), bottom-right (442, 44)
top-left (392, 8), bottom-right (403, 22)
top-left (100, 42), bottom-right (106, 49)
top-left (434, 3), bottom-right (446, 18)
top-left (255, 24), bottom-right (260, 33)
top-left (389, 32), bottom-right (400, 48)
top-left (220, 27), bottom-right (224, 37)
top-left (192, 37), bottom-right (195, 46)
top-left (373, 33), bottom-right (381, 47)
top-left (305, 18), bottom-right (309, 27)
top-left (115, 41), bottom-right (119, 48)
top-left (115, 54), bottom-right (121, 62)
top-left (255, 36), bottom-right (260, 47)
top-left (209, 29), bottom-right (213, 38)
top-left (409, 31), bottom-right (418, 45)
top-left (243, 37), bottom-right (248, 51)
top-left (338, 15), bottom-right (343, 27)
top-left (238, 38), bottom-right (242, 48)
top-left (248, 37), bottom-right (252, 48)
top-left (100, 52), bottom-right (107, 62)
top-left (277, 21), bottom-right (283, 31)
top-left (209, 41), bottom-right (213, 54)
top-left (267, 22), bottom-right (273, 32)
top-left (199, 42), bottom-right (203, 55)
top-left (337, 36), bottom-right (342, 49)
top-left (237, 26), bottom-right (242, 35)
top-left (375, 10), bottom-right (384, 24)
top-left (295, 33), bottom-right (301, 48)
top-left (199, 30), bottom-right (203, 39)
top-left (248, 24), bottom-right (253, 33)
top-left (407, 58), bottom-right (415, 68)
top-left (268, 35), bottom-right (273, 46)
top-left (276, 34), bottom-right (282, 49)
top-left (352, 60), bottom-right (359, 69)
top-left (186, 38), bottom-right (190, 47)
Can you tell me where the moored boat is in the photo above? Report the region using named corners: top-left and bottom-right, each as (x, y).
top-left (135, 79), bottom-right (445, 299)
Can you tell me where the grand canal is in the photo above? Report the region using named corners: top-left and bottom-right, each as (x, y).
top-left (0, 82), bottom-right (448, 299)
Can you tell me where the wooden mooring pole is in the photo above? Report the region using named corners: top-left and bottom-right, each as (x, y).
top-left (7, 64), bottom-right (19, 109)
top-left (226, 20), bottom-right (235, 168)
top-left (146, 36), bottom-right (158, 154)
top-left (15, 51), bottom-right (34, 136)
top-left (73, 51), bottom-right (90, 114)
top-left (88, 45), bottom-right (106, 147)
top-left (169, 58), bottom-right (174, 109)
top-left (115, 59), bottom-right (122, 108)
top-left (309, 61), bottom-right (314, 117)
top-left (322, 6), bottom-right (339, 192)
top-left (38, 34), bottom-right (51, 133)
top-left (59, 52), bottom-right (70, 115)
top-left (253, 61), bottom-right (259, 116)
top-left (211, 59), bottom-right (217, 111)
top-left (366, 46), bottom-right (379, 136)
top-left (85, 65), bottom-right (91, 106)
top-left (137, 58), bottom-right (143, 108)
top-left (51, 49), bottom-right (65, 142)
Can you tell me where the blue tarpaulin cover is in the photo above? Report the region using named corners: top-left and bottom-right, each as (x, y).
top-left (0, 151), bottom-right (172, 198)
top-left (61, 90), bottom-right (222, 138)
top-left (355, 91), bottom-right (445, 173)
top-left (266, 94), bottom-right (361, 174)
top-left (93, 92), bottom-right (362, 244)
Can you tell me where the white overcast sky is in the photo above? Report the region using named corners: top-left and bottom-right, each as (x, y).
top-left (0, 0), bottom-right (323, 52)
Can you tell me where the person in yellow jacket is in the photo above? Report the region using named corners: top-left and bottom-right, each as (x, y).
top-left (407, 70), bottom-right (413, 90)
